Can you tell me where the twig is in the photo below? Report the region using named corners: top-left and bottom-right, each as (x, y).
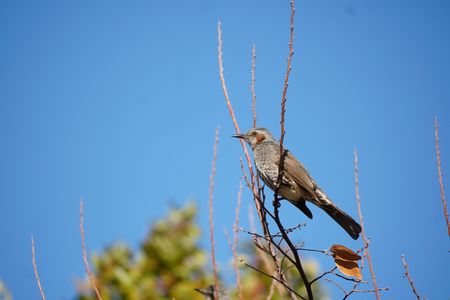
top-left (80, 200), bottom-right (103, 300)
top-left (270, 2), bottom-right (314, 298)
top-left (218, 7), bottom-right (301, 299)
top-left (345, 288), bottom-right (389, 297)
top-left (217, 21), bottom-right (267, 235)
top-left (267, 278), bottom-right (277, 300)
top-left (208, 127), bottom-right (220, 300)
top-left (218, 24), bottom-right (285, 293)
top-left (401, 254), bottom-right (421, 300)
top-left (310, 268), bottom-right (336, 285)
top-left (298, 248), bottom-right (327, 255)
top-left (342, 288), bottom-right (390, 300)
top-left (273, 0), bottom-right (314, 300)
top-left (243, 262), bottom-right (305, 300)
top-left (324, 278), bottom-right (347, 295)
top-left (233, 181), bottom-right (243, 299)
top-left (239, 158), bottom-right (254, 196)
top-left (248, 205), bottom-right (286, 297)
top-left (31, 236), bottom-right (46, 300)
top-left (434, 117), bottom-right (450, 235)
top-left (354, 149), bottom-right (380, 300)
top-left (278, 0), bottom-right (295, 149)
top-left (251, 44), bottom-right (257, 128)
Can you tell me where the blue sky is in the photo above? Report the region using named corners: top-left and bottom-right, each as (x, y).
top-left (1, 0), bottom-right (449, 299)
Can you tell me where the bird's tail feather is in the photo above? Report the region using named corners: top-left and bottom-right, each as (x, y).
top-left (314, 190), bottom-right (362, 240)
top-left (291, 200), bottom-right (313, 219)
top-left (323, 205), bottom-right (361, 240)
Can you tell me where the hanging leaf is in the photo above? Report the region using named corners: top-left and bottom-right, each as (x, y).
top-left (329, 244), bottom-right (362, 280)
top-left (334, 258), bottom-right (362, 279)
top-left (329, 244), bottom-right (361, 261)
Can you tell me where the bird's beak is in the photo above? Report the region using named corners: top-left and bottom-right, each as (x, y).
top-left (232, 133), bottom-right (245, 139)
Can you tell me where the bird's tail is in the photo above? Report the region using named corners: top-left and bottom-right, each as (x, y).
top-left (314, 190), bottom-right (362, 240)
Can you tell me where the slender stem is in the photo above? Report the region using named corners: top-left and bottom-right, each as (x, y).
top-left (31, 236), bottom-right (46, 300)
top-left (434, 117), bottom-right (450, 235)
top-left (401, 254), bottom-right (421, 300)
top-left (251, 45), bottom-right (257, 128)
top-left (354, 150), bottom-right (380, 300)
top-left (80, 200), bottom-right (103, 300)
top-left (208, 128), bottom-right (220, 300)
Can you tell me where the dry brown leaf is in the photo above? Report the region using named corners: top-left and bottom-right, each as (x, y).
top-left (334, 258), bottom-right (362, 279)
top-left (330, 244), bottom-right (361, 261)
top-left (329, 244), bottom-right (362, 279)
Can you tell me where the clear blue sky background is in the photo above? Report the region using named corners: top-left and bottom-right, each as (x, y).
top-left (1, 1), bottom-right (449, 299)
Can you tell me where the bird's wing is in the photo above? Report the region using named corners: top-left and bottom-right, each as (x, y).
top-left (275, 150), bottom-right (317, 196)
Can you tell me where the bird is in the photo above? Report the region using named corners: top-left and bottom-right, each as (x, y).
top-left (233, 127), bottom-right (362, 240)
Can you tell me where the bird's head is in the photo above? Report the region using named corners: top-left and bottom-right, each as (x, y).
top-left (232, 127), bottom-right (275, 148)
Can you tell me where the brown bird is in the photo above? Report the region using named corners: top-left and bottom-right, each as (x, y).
top-left (233, 128), bottom-right (361, 240)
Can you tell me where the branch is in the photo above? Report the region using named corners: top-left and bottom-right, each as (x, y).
top-left (31, 236), bottom-right (46, 300)
top-left (354, 149), bottom-right (380, 300)
top-left (278, 0), bottom-right (295, 148)
top-left (251, 44), bottom-right (257, 128)
top-left (401, 254), bottom-right (421, 300)
top-left (217, 21), bottom-right (268, 236)
top-left (80, 200), bottom-right (103, 300)
top-left (243, 262), bottom-right (305, 300)
top-left (434, 117), bottom-right (450, 235)
top-left (248, 205), bottom-right (287, 297)
top-left (225, 181), bottom-right (243, 300)
top-left (208, 127), bottom-right (220, 300)
top-left (270, 1), bottom-right (314, 299)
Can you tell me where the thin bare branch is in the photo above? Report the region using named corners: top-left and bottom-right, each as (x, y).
top-left (278, 0), bottom-right (295, 149)
top-left (31, 236), bottom-right (46, 300)
top-left (218, 4), bottom-right (306, 299)
top-left (243, 262), bottom-right (305, 300)
top-left (248, 205), bottom-right (287, 298)
top-left (310, 268), bottom-right (336, 285)
top-left (343, 287), bottom-right (390, 300)
top-left (80, 200), bottom-right (103, 300)
top-left (267, 278), bottom-right (277, 300)
top-left (208, 127), bottom-right (220, 300)
top-left (401, 254), bottom-right (421, 300)
top-left (251, 44), bottom-right (257, 128)
top-left (434, 117), bottom-right (450, 235)
top-left (217, 21), bottom-right (267, 235)
top-left (233, 181), bottom-right (243, 299)
top-left (271, 2), bottom-right (312, 298)
top-left (354, 149), bottom-right (380, 300)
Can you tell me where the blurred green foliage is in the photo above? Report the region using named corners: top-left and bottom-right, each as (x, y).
top-left (0, 280), bottom-right (12, 300)
top-left (76, 203), bottom-right (326, 300)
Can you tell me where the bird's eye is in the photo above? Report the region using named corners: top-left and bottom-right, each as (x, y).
top-left (252, 132), bottom-right (257, 136)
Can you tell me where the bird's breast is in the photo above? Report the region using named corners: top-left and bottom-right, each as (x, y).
top-left (254, 148), bottom-right (306, 201)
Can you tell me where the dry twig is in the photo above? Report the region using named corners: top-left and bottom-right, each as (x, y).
top-left (218, 20), bottom-right (292, 296)
top-left (208, 127), bottom-right (220, 300)
top-left (243, 262), bottom-right (305, 299)
top-left (218, 3), bottom-right (312, 299)
top-left (270, 1), bottom-right (313, 299)
top-left (401, 254), bottom-right (421, 300)
top-left (217, 21), bottom-right (267, 235)
top-left (251, 44), bottom-right (257, 128)
top-left (354, 149), bottom-right (380, 300)
top-left (249, 205), bottom-right (286, 297)
top-left (80, 200), bottom-right (103, 300)
top-left (31, 236), bottom-right (46, 300)
top-left (434, 117), bottom-right (450, 235)
top-left (225, 181), bottom-right (243, 300)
